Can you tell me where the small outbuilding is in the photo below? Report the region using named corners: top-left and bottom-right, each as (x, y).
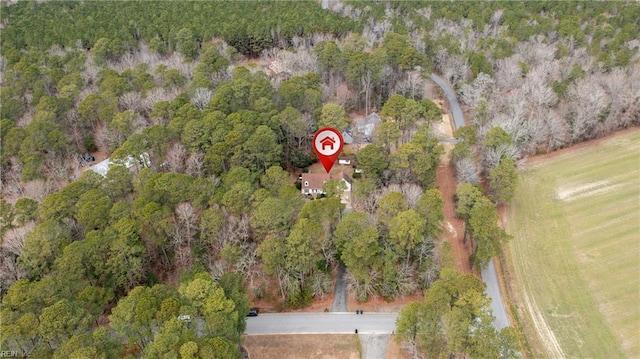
top-left (338, 157), bottom-right (351, 165)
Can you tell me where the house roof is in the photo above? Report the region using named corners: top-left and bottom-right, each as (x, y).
top-left (354, 112), bottom-right (382, 138)
top-left (342, 131), bottom-right (354, 144)
top-left (338, 171), bottom-right (352, 184)
top-left (301, 171), bottom-right (352, 190)
top-left (301, 173), bottom-right (331, 190)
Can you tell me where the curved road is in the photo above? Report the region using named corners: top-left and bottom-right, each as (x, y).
top-left (430, 73), bottom-right (511, 330)
top-left (429, 74), bottom-right (465, 129)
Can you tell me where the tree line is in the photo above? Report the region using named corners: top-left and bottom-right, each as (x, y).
top-left (0, 1), bottom-right (357, 57)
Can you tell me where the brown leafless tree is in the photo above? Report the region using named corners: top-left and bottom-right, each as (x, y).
top-left (22, 179), bottom-right (54, 202)
top-left (185, 152), bottom-right (205, 177)
top-left (396, 71), bottom-right (426, 100)
top-left (191, 87), bottom-right (212, 111)
top-left (566, 75), bottom-right (610, 142)
top-left (0, 222), bottom-right (34, 288)
top-left (346, 269), bottom-right (381, 302)
top-left (1, 161), bottom-right (24, 198)
top-left (165, 142), bottom-right (187, 173)
top-left (455, 157), bottom-right (479, 184)
top-left (460, 73), bottom-right (495, 109)
top-left (0, 249), bottom-right (25, 291)
top-left (119, 91), bottom-right (144, 113)
top-left (2, 222), bottom-right (35, 256)
top-left (434, 49), bottom-right (469, 85)
top-left (172, 202), bottom-right (200, 271)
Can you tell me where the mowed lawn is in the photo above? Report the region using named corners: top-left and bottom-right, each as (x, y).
top-left (506, 130), bottom-right (640, 358)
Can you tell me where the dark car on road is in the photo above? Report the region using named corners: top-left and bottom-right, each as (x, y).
top-left (247, 308), bottom-right (258, 317)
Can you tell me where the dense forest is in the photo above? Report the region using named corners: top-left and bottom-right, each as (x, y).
top-left (1, 0), bottom-right (638, 358)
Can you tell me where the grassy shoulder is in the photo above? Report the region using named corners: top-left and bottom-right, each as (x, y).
top-left (503, 130), bottom-right (640, 358)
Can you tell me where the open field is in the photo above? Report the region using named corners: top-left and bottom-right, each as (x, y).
top-left (504, 130), bottom-right (640, 358)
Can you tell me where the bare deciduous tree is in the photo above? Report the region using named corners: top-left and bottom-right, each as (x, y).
top-left (309, 272), bottom-right (332, 299)
top-left (94, 124), bottom-right (111, 155)
top-left (2, 222), bottom-right (35, 256)
top-left (173, 202), bottom-right (199, 270)
top-left (191, 87), bottom-right (212, 110)
top-left (494, 55), bottom-right (524, 92)
top-left (23, 179), bottom-right (54, 201)
top-left (82, 58), bottom-right (99, 85)
top-left (434, 49), bottom-right (470, 86)
top-left (279, 49), bottom-right (319, 76)
top-left (400, 183), bottom-right (423, 209)
top-left (165, 143), bottom-right (187, 173)
top-left (0, 249), bottom-right (25, 290)
top-left (222, 213), bottom-right (251, 246)
top-left (523, 65), bottom-right (558, 108)
top-left (185, 152), bottom-right (205, 177)
top-left (0, 222), bottom-right (34, 288)
top-left (455, 157), bottom-right (479, 184)
top-left (396, 262), bottom-right (418, 296)
top-left (416, 236), bottom-right (439, 289)
top-left (567, 75), bottom-right (610, 142)
top-left (16, 107), bottom-right (35, 128)
top-left (346, 269), bottom-right (381, 302)
top-left (544, 109), bottom-right (570, 151)
top-left (119, 91), bottom-right (143, 113)
top-left (515, 36), bottom-right (556, 68)
top-left (482, 145), bottom-right (519, 171)
top-left (396, 71), bottom-right (426, 100)
top-left (1, 161), bottom-right (24, 198)
top-left (460, 72), bottom-right (495, 108)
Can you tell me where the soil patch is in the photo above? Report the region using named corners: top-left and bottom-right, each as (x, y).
top-left (434, 109), bottom-right (473, 275)
top-left (435, 162), bottom-right (473, 275)
top-left (384, 335), bottom-right (411, 359)
top-left (556, 180), bottom-right (619, 202)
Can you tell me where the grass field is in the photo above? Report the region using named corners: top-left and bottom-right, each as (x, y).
top-left (505, 130), bottom-right (640, 358)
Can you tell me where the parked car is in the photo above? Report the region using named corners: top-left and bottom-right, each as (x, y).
top-left (80, 153), bottom-right (95, 163)
top-left (246, 308), bottom-right (258, 317)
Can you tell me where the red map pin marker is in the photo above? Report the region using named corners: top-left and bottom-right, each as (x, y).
top-left (312, 127), bottom-right (344, 173)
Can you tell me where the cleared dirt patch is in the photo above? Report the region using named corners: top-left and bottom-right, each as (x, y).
top-left (384, 335), bottom-right (411, 359)
top-left (434, 111), bottom-right (473, 275)
top-left (435, 161), bottom-right (473, 275)
top-left (556, 180), bottom-right (619, 202)
top-left (244, 334), bottom-right (360, 359)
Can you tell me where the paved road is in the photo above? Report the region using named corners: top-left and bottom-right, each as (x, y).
top-left (482, 260), bottom-right (510, 330)
top-left (245, 313), bottom-right (398, 335)
top-left (429, 73), bottom-right (511, 331)
top-left (430, 74), bottom-right (466, 128)
top-left (331, 262), bottom-right (348, 312)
